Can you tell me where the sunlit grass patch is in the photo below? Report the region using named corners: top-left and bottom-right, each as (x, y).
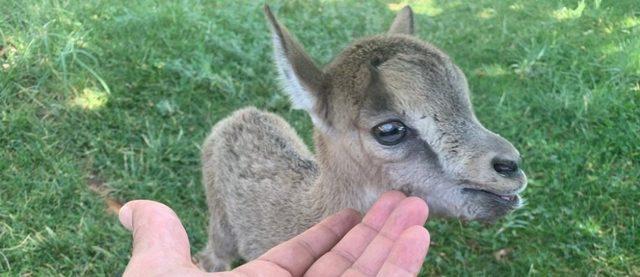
top-left (68, 88), bottom-right (108, 110)
top-left (509, 4), bottom-right (524, 11)
top-left (553, 0), bottom-right (586, 21)
top-left (388, 0), bottom-right (442, 16)
top-left (601, 42), bottom-right (622, 55)
top-left (620, 16), bottom-right (640, 28)
top-left (477, 8), bottom-right (497, 19)
top-left (577, 217), bottom-right (604, 237)
top-left (0, 42), bottom-right (18, 71)
top-left (474, 64), bottom-right (509, 77)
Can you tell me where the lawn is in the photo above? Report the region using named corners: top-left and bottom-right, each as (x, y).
top-left (1, 0), bottom-right (638, 275)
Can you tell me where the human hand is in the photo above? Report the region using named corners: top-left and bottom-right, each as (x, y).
top-left (119, 191), bottom-right (430, 276)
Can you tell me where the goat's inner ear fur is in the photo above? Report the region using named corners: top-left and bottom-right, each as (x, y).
top-left (263, 5), bottom-right (330, 131)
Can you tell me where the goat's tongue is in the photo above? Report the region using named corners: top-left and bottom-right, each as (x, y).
top-left (500, 195), bottom-right (516, 201)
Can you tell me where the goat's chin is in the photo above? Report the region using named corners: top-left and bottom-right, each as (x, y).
top-left (463, 192), bottom-right (522, 222)
top-left (418, 189), bottom-right (522, 222)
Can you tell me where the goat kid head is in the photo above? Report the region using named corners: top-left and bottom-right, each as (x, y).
top-left (264, 6), bottom-right (527, 221)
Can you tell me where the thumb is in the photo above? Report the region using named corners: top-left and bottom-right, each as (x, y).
top-left (119, 200), bottom-right (195, 273)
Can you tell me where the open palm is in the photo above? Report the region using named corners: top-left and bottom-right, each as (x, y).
top-left (119, 191), bottom-right (430, 276)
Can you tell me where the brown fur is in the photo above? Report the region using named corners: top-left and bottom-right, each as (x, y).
top-left (197, 6), bottom-right (527, 272)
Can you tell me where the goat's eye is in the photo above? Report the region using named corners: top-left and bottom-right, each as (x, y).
top-left (372, 121), bottom-right (407, 146)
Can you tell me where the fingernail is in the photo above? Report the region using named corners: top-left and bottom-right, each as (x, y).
top-left (118, 202), bottom-right (133, 231)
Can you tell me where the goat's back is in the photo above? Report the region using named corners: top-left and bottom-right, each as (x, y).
top-left (201, 107), bottom-right (319, 258)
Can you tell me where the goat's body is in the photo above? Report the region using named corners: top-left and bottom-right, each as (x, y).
top-left (198, 107), bottom-right (325, 270)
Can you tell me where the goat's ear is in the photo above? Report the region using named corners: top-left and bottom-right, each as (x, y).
top-left (388, 6), bottom-right (414, 35)
top-left (264, 5), bottom-right (325, 115)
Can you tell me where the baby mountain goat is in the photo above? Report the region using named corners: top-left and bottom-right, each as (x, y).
top-left (197, 5), bottom-right (527, 271)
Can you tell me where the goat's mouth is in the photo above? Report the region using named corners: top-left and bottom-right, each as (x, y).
top-left (462, 188), bottom-right (520, 206)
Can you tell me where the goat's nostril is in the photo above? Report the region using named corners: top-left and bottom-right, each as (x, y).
top-left (492, 158), bottom-right (519, 176)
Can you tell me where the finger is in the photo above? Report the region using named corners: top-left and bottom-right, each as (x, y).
top-left (238, 208), bottom-right (361, 277)
top-left (346, 197), bottom-right (428, 276)
top-left (376, 196), bottom-right (428, 241)
top-left (361, 191), bottom-right (408, 230)
top-left (305, 191), bottom-right (406, 276)
top-left (119, 200), bottom-right (195, 272)
top-left (377, 226), bottom-right (430, 277)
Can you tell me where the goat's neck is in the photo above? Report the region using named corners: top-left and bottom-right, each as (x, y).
top-left (305, 130), bottom-right (384, 218)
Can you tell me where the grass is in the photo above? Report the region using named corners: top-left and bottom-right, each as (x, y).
top-left (1, 0), bottom-right (638, 275)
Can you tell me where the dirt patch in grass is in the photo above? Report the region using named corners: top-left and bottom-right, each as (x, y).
top-left (87, 174), bottom-right (123, 216)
